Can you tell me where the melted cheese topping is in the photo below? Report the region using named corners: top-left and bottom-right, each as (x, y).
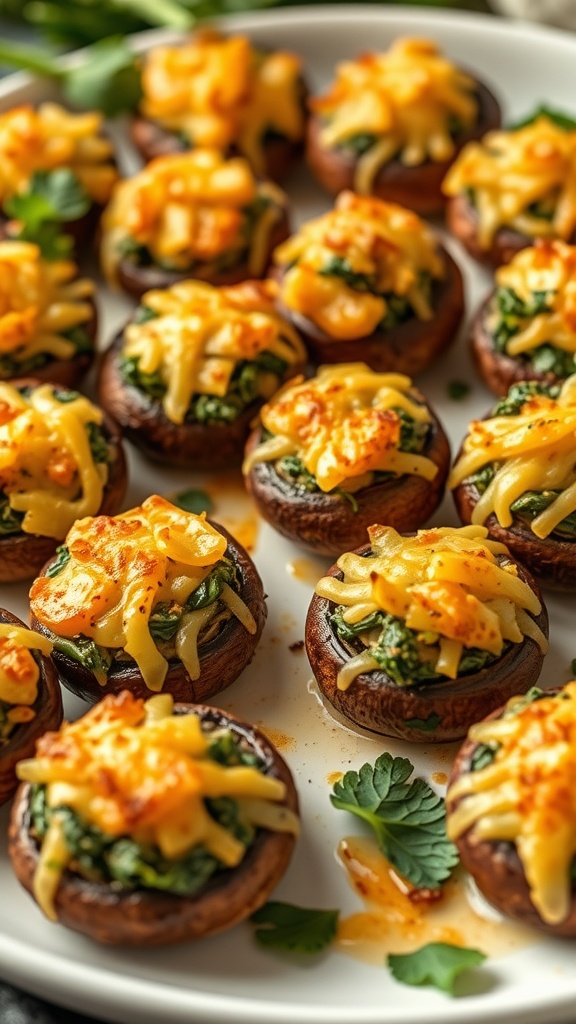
top-left (140, 30), bottom-right (304, 176)
top-left (243, 363), bottom-right (436, 492)
top-left (449, 375), bottom-right (576, 539)
top-left (443, 115), bottom-right (576, 249)
top-left (16, 690), bottom-right (299, 920)
top-left (123, 279), bottom-right (306, 424)
top-left (0, 623), bottom-right (52, 731)
top-left (0, 241), bottom-right (94, 367)
top-left (447, 683), bottom-right (576, 925)
top-left (491, 239), bottom-right (576, 356)
top-left (274, 191), bottom-right (444, 340)
top-left (312, 38), bottom-right (478, 193)
top-left (29, 495), bottom-right (257, 692)
top-left (101, 149), bottom-right (286, 285)
top-left (0, 103), bottom-right (117, 205)
top-left (0, 382), bottom-right (108, 540)
top-left (315, 524), bottom-right (547, 688)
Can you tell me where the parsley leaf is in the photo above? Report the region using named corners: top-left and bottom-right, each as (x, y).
top-left (172, 488), bottom-right (214, 516)
top-left (330, 754), bottom-right (459, 890)
top-left (388, 943), bottom-right (487, 995)
top-left (5, 169), bottom-right (90, 259)
top-left (251, 902), bottom-right (339, 953)
top-left (511, 105), bottom-right (576, 132)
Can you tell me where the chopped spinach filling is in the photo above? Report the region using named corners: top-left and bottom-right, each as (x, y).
top-left (121, 349), bottom-right (288, 424)
top-left (318, 255), bottom-right (431, 331)
top-left (44, 557), bottom-right (239, 676)
top-left (0, 322), bottom-right (93, 379)
top-left (0, 697), bottom-right (29, 745)
top-left (465, 380), bottom-right (576, 538)
top-left (28, 727), bottom-right (262, 894)
top-left (274, 406), bottom-right (430, 509)
top-left (469, 686), bottom-right (550, 772)
top-left (331, 608), bottom-right (495, 687)
top-left (490, 286), bottom-right (576, 377)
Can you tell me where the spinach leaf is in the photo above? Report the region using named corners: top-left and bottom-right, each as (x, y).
top-left (52, 634), bottom-right (112, 677)
top-left (0, 495), bottom-right (24, 536)
top-left (208, 731), bottom-right (261, 768)
top-left (491, 380), bottom-right (556, 417)
top-left (330, 753), bottom-right (459, 890)
top-left (186, 560), bottom-right (237, 611)
top-left (337, 132), bottom-right (378, 156)
top-left (86, 422), bottom-right (110, 465)
top-left (172, 488), bottom-right (213, 515)
top-left (388, 943), bottom-right (486, 995)
top-left (319, 256), bottom-right (376, 293)
top-left (509, 489), bottom-right (576, 539)
top-left (148, 602), bottom-right (182, 642)
top-left (251, 902), bottom-right (339, 953)
top-left (45, 545), bottom-right (71, 577)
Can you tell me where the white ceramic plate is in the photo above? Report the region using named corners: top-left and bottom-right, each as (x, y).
top-left (1, 6), bottom-right (576, 1024)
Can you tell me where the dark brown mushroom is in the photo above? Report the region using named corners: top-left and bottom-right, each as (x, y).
top-left (0, 382), bottom-right (127, 584)
top-left (446, 692), bottom-right (576, 936)
top-left (116, 207), bottom-right (290, 303)
top-left (244, 396), bottom-right (450, 557)
top-left (453, 476), bottom-right (576, 590)
top-left (30, 524), bottom-right (266, 705)
top-left (305, 549), bottom-right (548, 742)
top-left (8, 702), bottom-right (298, 945)
top-left (306, 80), bottom-right (501, 214)
top-left (273, 247), bottom-right (464, 376)
top-left (97, 327), bottom-right (306, 471)
top-left (0, 608), bottom-right (62, 807)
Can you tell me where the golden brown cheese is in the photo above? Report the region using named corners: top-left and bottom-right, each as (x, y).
top-left (315, 524), bottom-right (547, 688)
top-left (140, 30), bottom-right (304, 175)
top-left (16, 691), bottom-right (299, 920)
top-left (447, 683), bottom-right (576, 925)
top-left (274, 192), bottom-right (444, 340)
top-left (0, 103), bottom-right (117, 205)
top-left (449, 375), bottom-right (576, 538)
top-left (0, 382), bottom-right (108, 539)
top-left (123, 279), bottom-right (306, 424)
top-left (29, 495), bottom-right (257, 692)
top-left (101, 149), bottom-right (286, 285)
top-left (443, 115), bottom-right (576, 248)
top-left (312, 38), bottom-right (478, 193)
top-left (0, 241), bottom-right (94, 367)
top-left (491, 239), bottom-right (576, 357)
top-left (243, 363), bottom-right (436, 492)
top-left (0, 624), bottom-right (52, 739)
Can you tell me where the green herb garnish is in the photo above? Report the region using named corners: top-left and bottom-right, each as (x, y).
top-left (511, 106), bottom-right (576, 132)
top-left (251, 902), bottom-right (340, 953)
top-left (172, 489), bottom-right (214, 516)
top-left (447, 380), bottom-right (470, 400)
top-left (330, 753), bottom-right (459, 890)
top-left (45, 545), bottom-right (71, 578)
top-left (388, 943), bottom-right (487, 995)
top-left (4, 168), bottom-right (90, 258)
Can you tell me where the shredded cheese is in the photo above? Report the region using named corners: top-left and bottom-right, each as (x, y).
top-left (0, 241), bottom-right (94, 370)
top-left (311, 38), bottom-right (478, 192)
top-left (101, 149), bottom-right (286, 285)
top-left (0, 381), bottom-right (109, 539)
top-left (443, 115), bottom-right (576, 249)
top-left (490, 239), bottom-right (576, 357)
top-left (274, 191), bottom-right (445, 340)
top-left (447, 683), bottom-right (576, 925)
top-left (449, 375), bottom-right (576, 538)
top-left (16, 691), bottom-right (299, 920)
top-left (140, 30), bottom-right (305, 176)
top-left (123, 279), bottom-right (305, 424)
top-left (242, 362), bottom-right (437, 492)
top-left (0, 103), bottom-right (117, 205)
top-left (0, 623), bottom-right (52, 741)
top-left (29, 495), bottom-right (257, 692)
top-left (314, 524), bottom-right (547, 689)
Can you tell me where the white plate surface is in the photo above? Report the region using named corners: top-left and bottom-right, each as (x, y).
top-left (1, 7), bottom-right (576, 1024)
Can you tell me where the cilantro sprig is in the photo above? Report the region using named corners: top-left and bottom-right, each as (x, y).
top-left (330, 753), bottom-right (459, 890)
top-left (251, 902), bottom-right (339, 953)
top-left (388, 942), bottom-right (487, 995)
top-left (4, 168), bottom-right (90, 258)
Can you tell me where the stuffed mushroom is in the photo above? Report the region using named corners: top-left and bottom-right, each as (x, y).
top-left (443, 111), bottom-right (576, 267)
top-left (243, 363), bottom-right (450, 556)
top-left (8, 690), bottom-right (299, 945)
top-left (101, 150), bottom-right (290, 301)
top-left (450, 376), bottom-right (576, 589)
top-left (447, 683), bottom-right (576, 936)
top-left (97, 278), bottom-right (307, 469)
top-left (132, 29), bottom-right (307, 183)
top-left (305, 524), bottom-right (548, 742)
top-left (0, 380), bottom-right (126, 583)
top-left (29, 495), bottom-right (266, 704)
top-left (306, 37), bottom-right (500, 214)
top-left (272, 191), bottom-right (464, 375)
top-left (0, 609), bottom-right (61, 807)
